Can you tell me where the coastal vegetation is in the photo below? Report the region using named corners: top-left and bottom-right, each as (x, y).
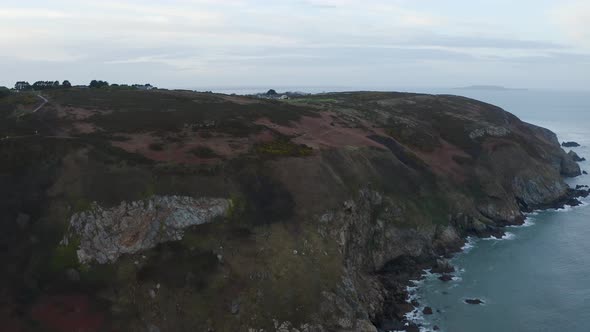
top-left (0, 88), bottom-right (585, 332)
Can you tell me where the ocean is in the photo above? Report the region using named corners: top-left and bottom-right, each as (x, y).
top-left (404, 88), bottom-right (590, 332)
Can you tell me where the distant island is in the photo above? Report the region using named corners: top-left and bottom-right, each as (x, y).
top-left (455, 85), bottom-right (527, 91)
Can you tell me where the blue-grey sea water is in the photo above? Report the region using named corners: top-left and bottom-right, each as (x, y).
top-left (406, 88), bottom-right (590, 332)
top-left (205, 86), bottom-right (590, 332)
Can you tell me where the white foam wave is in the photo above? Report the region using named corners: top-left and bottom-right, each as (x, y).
top-left (461, 237), bottom-right (476, 252)
top-left (405, 305), bottom-right (445, 332)
top-left (482, 232), bottom-right (516, 241)
top-left (522, 218), bottom-right (536, 227)
top-left (508, 217), bottom-right (535, 228)
top-left (555, 205), bottom-right (573, 212)
top-left (406, 280), bottom-right (422, 303)
top-left (405, 306), bottom-right (441, 332)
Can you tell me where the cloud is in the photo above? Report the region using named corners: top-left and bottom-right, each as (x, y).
top-left (0, 8), bottom-right (70, 19)
top-left (553, 1), bottom-right (590, 49)
top-left (1, 0), bottom-right (589, 89)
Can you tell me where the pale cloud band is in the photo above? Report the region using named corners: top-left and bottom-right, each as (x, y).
top-left (0, 0), bottom-right (588, 89)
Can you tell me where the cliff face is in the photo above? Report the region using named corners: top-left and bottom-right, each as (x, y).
top-left (0, 90), bottom-right (584, 332)
top-left (66, 196), bottom-right (230, 264)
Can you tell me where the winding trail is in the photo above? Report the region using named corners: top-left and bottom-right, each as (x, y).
top-left (32, 94), bottom-right (48, 113)
top-left (1, 94), bottom-right (67, 141)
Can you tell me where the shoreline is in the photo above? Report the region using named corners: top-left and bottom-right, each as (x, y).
top-left (396, 187), bottom-right (590, 332)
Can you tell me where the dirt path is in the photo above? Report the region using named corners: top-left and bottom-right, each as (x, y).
top-left (2, 94), bottom-right (54, 140)
top-left (32, 94), bottom-right (48, 113)
top-left (1, 135), bottom-right (75, 142)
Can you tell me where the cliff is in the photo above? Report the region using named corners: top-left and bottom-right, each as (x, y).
top-left (0, 89), bottom-right (585, 332)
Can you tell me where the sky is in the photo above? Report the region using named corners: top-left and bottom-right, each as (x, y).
top-left (1, 0), bottom-right (589, 90)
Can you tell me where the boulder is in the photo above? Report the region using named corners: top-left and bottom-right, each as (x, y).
top-left (231, 300), bottom-right (240, 315)
top-left (438, 274), bottom-right (453, 282)
top-left (464, 299), bottom-right (484, 305)
top-left (422, 307), bottom-right (433, 315)
top-left (431, 259), bottom-right (454, 274)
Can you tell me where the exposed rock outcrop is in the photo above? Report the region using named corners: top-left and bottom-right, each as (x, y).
top-left (64, 196), bottom-right (230, 263)
top-left (469, 126), bottom-right (510, 140)
top-left (560, 155), bottom-right (582, 177)
top-left (568, 150), bottom-right (586, 162)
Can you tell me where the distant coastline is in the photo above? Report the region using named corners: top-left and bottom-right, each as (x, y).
top-left (454, 85), bottom-right (527, 91)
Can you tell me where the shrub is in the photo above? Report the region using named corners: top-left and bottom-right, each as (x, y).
top-left (149, 142), bottom-right (164, 151)
top-left (254, 138), bottom-right (313, 157)
top-left (190, 146), bottom-right (219, 158)
top-left (0, 87), bottom-right (10, 98)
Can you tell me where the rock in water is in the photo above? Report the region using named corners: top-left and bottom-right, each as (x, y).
top-left (561, 154), bottom-right (582, 177)
top-left (64, 195), bottom-right (230, 264)
top-left (568, 150), bottom-right (586, 162)
top-left (465, 299), bottom-right (484, 305)
top-left (431, 259), bottom-right (454, 274)
top-left (422, 307), bottom-right (433, 315)
top-left (562, 141), bottom-right (581, 147)
top-left (439, 274), bottom-right (453, 282)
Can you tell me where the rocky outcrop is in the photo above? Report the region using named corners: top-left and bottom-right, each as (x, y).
top-left (64, 196), bottom-right (230, 264)
top-left (468, 126), bottom-right (510, 140)
top-left (568, 150), bottom-right (586, 162)
top-left (561, 154), bottom-right (582, 177)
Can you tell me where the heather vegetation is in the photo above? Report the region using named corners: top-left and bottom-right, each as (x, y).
top-left (0, 88), bottom-right (582, 332)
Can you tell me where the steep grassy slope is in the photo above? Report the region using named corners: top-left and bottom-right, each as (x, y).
top-left (0, 88), bottom-right (583, 332)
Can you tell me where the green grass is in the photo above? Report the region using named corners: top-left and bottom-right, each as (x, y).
top-left (47, 89), bottom-right (316, 135)
top-left (384, 125), bottom-right (440, 152)
top-left (72, 197), bottom-right (93, 213)
top-left (254, 138), bottom-right (313, 157)
top-left (49, 237), bottom-right (81, 272)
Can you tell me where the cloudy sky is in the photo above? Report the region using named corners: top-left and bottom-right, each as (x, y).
top-left (1, 0), bottom-right (589, 90)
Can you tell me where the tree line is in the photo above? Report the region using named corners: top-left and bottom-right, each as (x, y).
top-left (13, 80), bottom-right (154, 91)
top-left (14, 80), bottom-right (71, 91)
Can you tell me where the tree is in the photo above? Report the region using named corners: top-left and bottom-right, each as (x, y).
top-left (89, 80), bottom-right (109, 88)
top-left (0, 86), bottom-right (10, 98)
top-left (14, 81), bottom-right (31, 91)
top-left (33, 81), bottom-right (53, 90)
top-left (62, 80), bottom-right (72, 88)
top-left (266, 89), bottom-right (278, 96)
